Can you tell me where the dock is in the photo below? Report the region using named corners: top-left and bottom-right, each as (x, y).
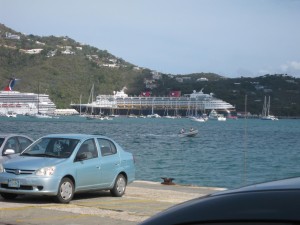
top-left (0, 180), bottom-right (225, 225)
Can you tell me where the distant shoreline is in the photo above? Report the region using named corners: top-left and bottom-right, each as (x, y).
top-left (238, 116), bottom-right (300, 119)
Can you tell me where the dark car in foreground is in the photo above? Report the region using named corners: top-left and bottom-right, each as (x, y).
top-left (0, 134), bottom-right (33, 163)
top-left (0, 134), bottom-right (135, 203)
top-left (139, 177), bottom-right (300, 225)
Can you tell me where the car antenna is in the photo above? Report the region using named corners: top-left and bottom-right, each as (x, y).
top-left (243, 94), bottom-right (248, 186)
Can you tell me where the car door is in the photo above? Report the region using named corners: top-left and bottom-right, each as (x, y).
top-left (97, 138), bottom-right (121, 187)
top-left (73, 138), bottom-right (102, 190)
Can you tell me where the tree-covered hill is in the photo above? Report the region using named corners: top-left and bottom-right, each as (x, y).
top-left (0, 23), bottom-right (299, 116)
top-left (0, 23), bottom-right (147, 108)
top-left (154, 74), bottom-right (299, 117)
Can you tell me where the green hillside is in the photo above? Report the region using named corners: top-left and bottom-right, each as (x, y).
top-left (0, 23), bottom-right (299, 117)
top-left (0, 23), bottom-right (148, 108)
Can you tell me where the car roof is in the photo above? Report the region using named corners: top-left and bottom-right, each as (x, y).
top-left (0, 133), bottom-right (33, 139)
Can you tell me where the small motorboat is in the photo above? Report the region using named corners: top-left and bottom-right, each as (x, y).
top-left (178, 129), bottom-right (198, 137)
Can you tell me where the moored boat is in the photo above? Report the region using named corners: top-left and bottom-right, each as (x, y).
top-left (261, 96), bottom-right (278, 121)
top-left (5, 111), bottom-right (17, 118)
top-left (190, 116), bottom-right (206, 122)
top-left (217, 114), bottom-right (226, 121)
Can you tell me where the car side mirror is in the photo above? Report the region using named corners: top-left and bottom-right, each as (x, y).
top-left (3, 149), bottom-right (15, 155)
top-left (76, 153), bottom-right (87, 161)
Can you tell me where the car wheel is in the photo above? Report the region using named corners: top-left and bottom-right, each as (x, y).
top-left (0, 193), bottom-right (18, 200)
top-left (110, 174), bottom-right (127, 197)
top-left (55, 177), bottom-right (74, 203)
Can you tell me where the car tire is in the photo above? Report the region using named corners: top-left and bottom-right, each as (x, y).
top-left (0, 193), bottom-right (18, 200)
top-left (110, 174), bottom-right (127, 197)
top-left (55, 177), bottom-right (74, 204)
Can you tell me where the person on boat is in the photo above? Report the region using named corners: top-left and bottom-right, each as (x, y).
top-left (180, 128), bottom-right (185, 134)
top-left (190, 127), bottom-right (194, 132)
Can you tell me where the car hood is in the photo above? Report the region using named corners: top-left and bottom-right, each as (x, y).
top-left (3, 156), bottom-right (67, 170)
top-left (0, 154), bottom-right (19, 164)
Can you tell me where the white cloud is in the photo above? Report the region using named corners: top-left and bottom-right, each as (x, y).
top-left (257, 61), bottom-right (300, 77)
top-left (279, 61), bottom-right (300, 77)
top-left (258, 69), bottom-right (272, 75)
top-left (281, 61), bottom-right (300, 72)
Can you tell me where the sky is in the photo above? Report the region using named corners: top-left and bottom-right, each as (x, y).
top-left (1, 0), bottom-right (300, 78)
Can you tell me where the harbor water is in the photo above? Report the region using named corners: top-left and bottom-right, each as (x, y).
top-left (1, 116), bottom-right (299, 189)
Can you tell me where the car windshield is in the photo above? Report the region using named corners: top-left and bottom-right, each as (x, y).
top-left (0, 138), bottom-right (4, 148)
top-left (20, 137), bottom-right (80, 158)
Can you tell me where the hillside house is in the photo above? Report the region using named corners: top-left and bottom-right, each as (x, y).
top-left (5, 32), bottom-right (20, 40)
top-left (176, 77), bottom-right (183, 83)
top-left (19, 48), bottom-right (43, 54)
top-left (197, 77), bottom-right (208, 82)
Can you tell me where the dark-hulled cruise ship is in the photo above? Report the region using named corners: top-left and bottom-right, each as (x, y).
top-left (71, 87), bottom-right (235, 117)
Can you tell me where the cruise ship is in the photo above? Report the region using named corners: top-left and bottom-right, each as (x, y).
top-left (0, 78), bottom-right (56, 116)
top-left (71, 87), bottom-right (235, 117)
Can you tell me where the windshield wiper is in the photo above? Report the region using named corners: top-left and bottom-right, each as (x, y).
top-left (21, 153), bottom-right (59, 158)
top-left (20, 152), bottom-right (32, 156)
top-left (39, 153), bottom-right (59, 158)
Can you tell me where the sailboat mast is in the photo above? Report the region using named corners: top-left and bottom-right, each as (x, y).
top-left (79, 94), bottom-right (82, 115)
top-left (267, 96), bottom-right (271, 116)
top-left (37, 82), bottom-right (40, 114)
top-left (262, 96), bottom-right (266, 116)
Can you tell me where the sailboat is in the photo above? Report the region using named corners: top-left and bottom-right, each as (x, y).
top-left (33, 83), bottom-right (53, 118)
top-left (147, 100), bottom-right (161, 118)
top-left (261, 96), bottom-right (278, 120)
top-left (85, 84), bottom-right (98, 119)
top-left (84, 84), bottom-right (111, 120)
top-left (190, 105), bottom-right (206, 122)
top-left (78, 94), bottom-right (88, 118)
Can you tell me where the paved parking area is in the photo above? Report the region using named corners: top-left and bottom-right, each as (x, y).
top-left (0, 181), bottom-right (225, 225)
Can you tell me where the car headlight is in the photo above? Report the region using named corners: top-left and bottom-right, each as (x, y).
top-left (36, 166), bottom-right (55, 176)
top-left (0, 164), bottom-right (3, 173)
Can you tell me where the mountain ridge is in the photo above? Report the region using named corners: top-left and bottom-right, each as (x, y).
top-left (0, 23), bottom-right (299, 116)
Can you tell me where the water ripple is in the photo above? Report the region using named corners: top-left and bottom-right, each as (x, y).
top-left (1, 116), bottom-right (299, 188)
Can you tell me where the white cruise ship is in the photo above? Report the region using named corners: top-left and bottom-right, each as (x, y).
top-left (71, 87), bottom-right (235, 117)
top-left (0, 78), bottom-right (56, 116)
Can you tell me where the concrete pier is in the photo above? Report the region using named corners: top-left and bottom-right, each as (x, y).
top-left (0, 181), bottom-right (225, 225)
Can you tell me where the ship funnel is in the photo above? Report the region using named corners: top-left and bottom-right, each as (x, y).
top-left (4, 78), bottom-right (17, 91)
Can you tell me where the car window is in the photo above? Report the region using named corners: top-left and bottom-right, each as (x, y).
top-left (17, 137), bottom-right (32, 152)
top-left (3, 137), bottom-right (20, 154)
top-left (97, 138), bottom-right (117, 156)
top-left (76, 139), bottom-right (98, 160)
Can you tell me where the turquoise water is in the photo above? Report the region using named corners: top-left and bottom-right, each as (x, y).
top-left (1, 116), bottom-right (299, 189)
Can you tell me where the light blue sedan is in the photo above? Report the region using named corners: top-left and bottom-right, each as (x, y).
top-left (0, 134), bottom-right (135, 203)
